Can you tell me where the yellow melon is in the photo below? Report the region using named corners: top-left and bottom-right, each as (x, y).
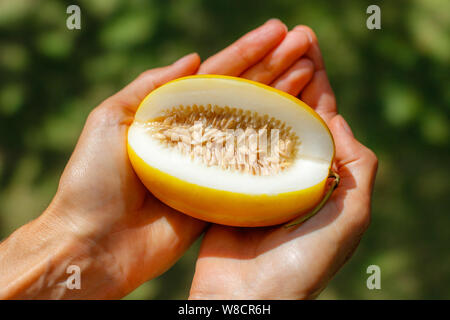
top-left (127, 75), bottom-right (335, 227)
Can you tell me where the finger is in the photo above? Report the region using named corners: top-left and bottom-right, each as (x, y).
top-left (331, 115), bottom-right (378, 177)
top-left (293, 25), bottom-right (325, 70)
top-left (197, 19), bottom-right (287, 76)
top-left (241, 27), bottom-right (310, 84)
top-left (271, 58), bottom-right (314, 96)
top-left (294, 26), bottom-right (336, 122)
top-left (328, 115), bottom-right (378, 231)
top-left (300, 70), bottom-right (336, 123)
top-left (110, 53), bottom-right (201, 111)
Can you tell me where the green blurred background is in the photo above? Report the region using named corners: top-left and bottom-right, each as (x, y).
top-left (0, 0), bottom-right (449, 299)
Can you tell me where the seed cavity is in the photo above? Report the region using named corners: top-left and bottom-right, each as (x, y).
top-left (143, 104), bottom-right (299, 176)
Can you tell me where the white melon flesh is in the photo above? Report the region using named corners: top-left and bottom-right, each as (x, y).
top-left (128, 75), bottom-right (334, 195)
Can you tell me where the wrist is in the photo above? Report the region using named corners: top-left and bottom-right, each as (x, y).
top-left (44, 194), bottom-right (114, 242)
top-left (0, 208), bottom-right (126, 299)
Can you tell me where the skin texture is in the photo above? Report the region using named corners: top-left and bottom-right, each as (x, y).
top-left (0, 19), bottom-right (377, 299)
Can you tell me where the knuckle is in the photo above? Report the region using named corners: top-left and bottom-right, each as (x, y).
top-left (233, 42), bottom-right (253, 66)
top-left (87, 104), bottom-right (119, 127)
top-left (87, 105), bottom-right (107, 121)
top-left (298, 57), bottom-right (314, 69)
top-left (87, 106), bottom-right (103, 122)
top-left (363, 147), bottom-right (378, 169)
top-left (138, 69), bottom-right (155, 80)
top-left (259, 60), bottom-right (277, 77)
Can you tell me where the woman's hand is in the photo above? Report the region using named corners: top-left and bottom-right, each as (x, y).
top-left (189, 26), bottom-right (378, 300)
top-left (0, 52), bottom-right (206, 299)
top-left (0, 19), bottom-right (291, 299)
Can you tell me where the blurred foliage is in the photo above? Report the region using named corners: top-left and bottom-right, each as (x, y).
top-left (0, 0), bottom-right (449, 299)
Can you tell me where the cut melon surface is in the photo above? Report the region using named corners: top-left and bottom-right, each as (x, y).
top-left (127, 75), bottom-right (335, 227)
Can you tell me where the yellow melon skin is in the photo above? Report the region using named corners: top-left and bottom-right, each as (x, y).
top-left (128, 144), bottom-right (327, 227)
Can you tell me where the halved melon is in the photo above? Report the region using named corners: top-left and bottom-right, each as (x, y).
top-left (127, 75), bottom-right (335, 227)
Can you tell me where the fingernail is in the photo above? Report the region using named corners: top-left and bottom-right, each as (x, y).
top-left (338, 115), bottom-right (354, 137)
top-left (265, 18), bottom-right (281, 24)
top-left (265, 18), bottom-right (288, 32)
top-left (293, 26), bottom-right (312, 43)
top-left (293, 26), bottom-right (313, 44)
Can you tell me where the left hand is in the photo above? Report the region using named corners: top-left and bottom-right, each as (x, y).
top-left (0, 19), bottom-right (291, 299)
top-left (0, 53), bottom-right (206, 299)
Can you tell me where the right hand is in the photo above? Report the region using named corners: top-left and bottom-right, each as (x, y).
top-left (189, 24), bottom-right (378, 300)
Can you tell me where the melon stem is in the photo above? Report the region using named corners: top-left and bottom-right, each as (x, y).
top-left (284, 170), bottom-right (340, 228)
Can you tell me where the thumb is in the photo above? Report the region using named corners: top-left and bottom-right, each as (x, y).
top-left (329, 114), bottom-right (378, 200)
top-left (324, 115), bottom-right (378, 235)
